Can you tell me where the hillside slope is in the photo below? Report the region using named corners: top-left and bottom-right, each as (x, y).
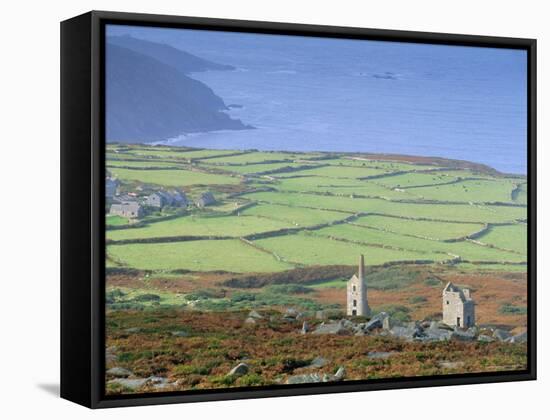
top-left (106, 44), bottom-right (249, 142)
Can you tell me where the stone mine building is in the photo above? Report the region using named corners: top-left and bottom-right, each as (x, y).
top-left (347, 255), bottom-right (370, 317)
top-left (442, 282), bottom-right (475, 328)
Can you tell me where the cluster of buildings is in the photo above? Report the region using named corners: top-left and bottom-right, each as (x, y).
top-left (106, 177), bottom-right (217, 220)
top-left (347, 254), bottom-right (475, 328)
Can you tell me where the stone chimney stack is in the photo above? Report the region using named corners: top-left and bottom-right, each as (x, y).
top-left (359, 254), bottom-right (365, 280)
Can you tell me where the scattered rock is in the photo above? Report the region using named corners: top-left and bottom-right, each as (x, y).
top-left (438, 361), bottom-right (465, 369)
top-left (478, 335), bottom-right (494, 343)
top-left (332, 366), bottom-right (346, 381)
top-left (312, 322), bottom-right (351, 336)
top-left (124, 327), bottom-right (141, 333)
top-left (307, 356), bottom-right (328, 369)
top-left (301, 321), bottom-right (310, 334)
top-left (364, 316), bottom-right (383, 332)
top-left (493, 329), bottom-right (511, 342)
top-left (105, 346), bottom-right (117, 363)
top-left (248, 310), bottom-right (263, 319)
top-left (107, 367), bottom-right (133, 378)
top-left (382, 316), bottom-right (392, 330)
top-left (286, 373), bottom-right (322, 384)
top-left (244, 317), bottom-right (257, 325)
top-left (507, 331), bottom-right (528, 343)
top-left (390, 325), bottom-right (423, 341)
top-left (367, 351), bottom-right (394, 359)
top-left (109, 378), bottom-right (149, 390)
top-left (228, 362), bottom-right (249, 377)
top-left (451, 329), bottom-right (476, 342)
top-left (284, 308), bottom-right (299, 318)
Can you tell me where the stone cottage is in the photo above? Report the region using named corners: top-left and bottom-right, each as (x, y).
top-left (105, 178), bottom-right (120, 198)
top-left (109, 201), bottom-right (144, 219)
top-left (347, 255), bottom-right (370, 317)
top-left (195, 191), bottom-right (216, 208)
top-left (146, 190), bottom-right (189, 209)
top-left (442, 282), bottom-right (475, 328)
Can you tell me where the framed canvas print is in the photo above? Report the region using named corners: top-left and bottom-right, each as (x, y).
top-left (60, 11), bottom-right (536, 408)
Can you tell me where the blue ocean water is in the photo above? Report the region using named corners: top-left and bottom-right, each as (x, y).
top-left (107, 25), bottom-right (528, 174)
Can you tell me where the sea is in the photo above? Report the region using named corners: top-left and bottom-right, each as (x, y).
top-left (108, 25), bottom-right (528, 174)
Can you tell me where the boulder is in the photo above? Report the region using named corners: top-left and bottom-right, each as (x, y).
top-left (507, 331), bottom-right (528, 344)
top-left (307, 356), bottom-right (328, 369)
top-left (438, 361), bottom-right (465, 369)
top-left (301, 321), bottom-right (310, 334)
top-left (228, 362), bottom-right (249, 377)
top-left (382, 316), bottom-right (392, 330)
top-left (478, 335), bottom-right (494, 343)
top-left (364, 317), bottom-right (383, 332)
top-left (390, 324), bottom-right (424, 341)
top-left (244, 317), bottom-right (257, 325)
top-left (367, 351), bottom-right (394, 359)
top-left (124, 327), bottom-right (141, 333)
top-left (248, 310), bottom-right (263, 319)
top-left (107, 367), bottom-right (133, 378)
top-left (284, 308), bottom-right (299, 318)
top-left (451, 329), bottom-right (476, 341)
top-left (286, 373), bottom-right (322, 384)
top-left (493, 329), bottom-right (511, 341)
top-left (105, 346), bottom-right (117, 363)
top-left (331, 367), bottom-right (346, 381)
top-left (312, 322), bottom-right (351, 336)
top-left (109, 378), bottom-right (149, 390)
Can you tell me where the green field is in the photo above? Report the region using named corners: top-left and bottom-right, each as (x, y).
top-left (240, 204), bottom-right (347, 225)
top-left (108, 167), bottom-right (240, 187)
top-left (106, 145), bottom-right (527, 274)
top-left (255, 232), bottom-right (447, 266)
top-left (477, 224), bottom-right (528, 254)
top-left (242, 191), bottom-right (526, 223)
top-left (107, 214), bottom-right (293, 241)
top-left (108, 239), bottom-right (292, 272)
top-left (352, 214), bottom-right (484, 240)
top-left (106, 215), bottom-right (130, 226)
top-left (409, 179), bottom-right (515, 203)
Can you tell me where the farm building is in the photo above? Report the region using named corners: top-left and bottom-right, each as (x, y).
top-left (105, 178), bottom-right (120, 198)
top-left (347, 255), bottom-right (370, 317)
top-left (146, 190), bottom-right (189, 209)
top-left (195, 191), bottom-right (216, 208)
top-left (171, 190), bottom-right (189, 207)
top-left (109, 201), bottom-right (144, 219)
top-left (442, 282), bottom-right (475, 328)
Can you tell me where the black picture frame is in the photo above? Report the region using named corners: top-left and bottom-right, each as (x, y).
top-left (61, 10), bottom-right (537, 409)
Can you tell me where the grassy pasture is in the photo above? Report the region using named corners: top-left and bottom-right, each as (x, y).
top-left (320, 158), bottom-right (437, 172)
top-left (240, 203), bottom-right (347, 225)
top-left (477, 224), bottom-right (527, 254)
top-left (353, 214), bottom-right (484, 240)
top-left (280, 165), bottom-right (391, 179)
top-left (106, 215), bottom-right (130, 226)
top-left (243, 191), bottom-right (525, 223)
top-left (409, 179), bottom-right (515, 203)
top-left (255, 232), bottom-right (447, 266)
top-left (200, 162), bottom-right (316, 175)
top-left (108, 167), bottom-right (240, 187)
top-left (375, 172), bottom-right (459, 188)
top-left (107, 214), bottom-right (293, 241)
top-left (121, 148), bottom-right (237, 160)
top-left (274, 177), bottom-right (419, 199)
top-left (201, 151), bottom-right (302, 164)
top-left (107, 160), bottom-right (188, 168)
top-left (107, 239), bottom-right (292, 272)
top-left (313, 224), bottom-right (524, 262)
